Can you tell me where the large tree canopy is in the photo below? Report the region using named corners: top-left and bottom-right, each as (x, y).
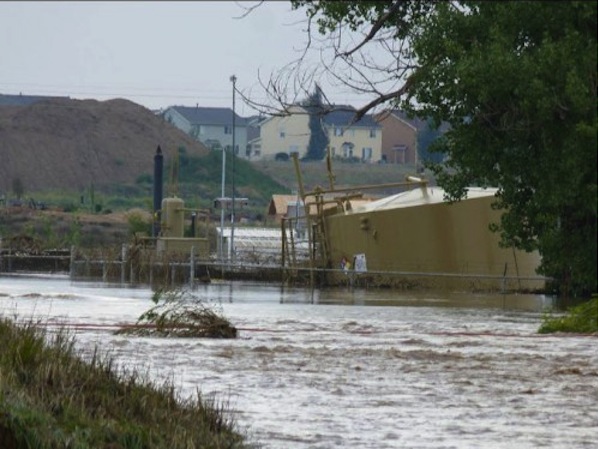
top-left (279, 1), bottom-right (597, 295)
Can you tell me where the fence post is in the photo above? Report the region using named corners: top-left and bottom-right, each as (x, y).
top-left (70, 245), bottom-right (75, 279)
top-left (189, 246), bottom-right (195, 287)
top-left (121, 244), bottom-right (127, 284)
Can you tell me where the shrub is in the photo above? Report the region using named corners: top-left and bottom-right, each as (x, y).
top-left (539, 295), bottom-right (598, 334)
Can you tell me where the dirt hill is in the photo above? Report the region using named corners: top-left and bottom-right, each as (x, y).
top-left (0, 98), bottom-right (209, 193)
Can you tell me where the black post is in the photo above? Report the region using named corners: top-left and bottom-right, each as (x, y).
top-left (190, 212), bottom-right (196, 238)
top-left (153, 146), bottom-right (164, 237)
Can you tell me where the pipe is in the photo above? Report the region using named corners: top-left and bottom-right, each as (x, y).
top-left (153, 146), bottom-right (164, 237)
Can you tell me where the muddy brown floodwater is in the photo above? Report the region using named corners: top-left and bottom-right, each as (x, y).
top-left (1, 274), bottom-right (597, 448)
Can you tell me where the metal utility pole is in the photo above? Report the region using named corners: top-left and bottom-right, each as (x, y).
top-left (230, 74), bottom-right (237, 265)
top-left (220, 131), bottom-right (226, 261)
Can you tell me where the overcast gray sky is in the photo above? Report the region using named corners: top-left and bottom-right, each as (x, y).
top-left (1, 1), bottom-right (374, 115)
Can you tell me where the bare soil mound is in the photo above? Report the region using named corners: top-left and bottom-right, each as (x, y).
top-left (0, 98), bottom-right (208, 192)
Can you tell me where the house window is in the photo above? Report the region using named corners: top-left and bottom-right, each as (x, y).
top-left (335, 127), bottom-right (344, 137)
top-left (279, 130), bottom-right (286, 138)
top-left (362, 147), bottom-right (373, 161)
top-left (224, 126), bottom-right (232, 135)
top-left (369, 128), bottom-right (376, 138)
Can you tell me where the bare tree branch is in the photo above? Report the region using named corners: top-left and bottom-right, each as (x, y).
top-left (233, 1), bottom-right (265, 20)
top-left (341, 1), bottom-right (404, 57)
top-left (351, 75), bottom-right (414, 124)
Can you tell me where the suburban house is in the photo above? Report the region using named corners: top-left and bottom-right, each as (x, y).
top-left (162, 106), bottom-right (248, 156)
top-left (250, 106), bottom-right (310, 160)
top-left (249, 105), bottom-right (382, 162)
top-left (323, 107), bottom-right (382, 163)
top-left (374, 109), bottom-right (450, 165)
top-left (374, 110), bottom-right (425, 165)
top-left (245, 115), bottom-right (267, 159)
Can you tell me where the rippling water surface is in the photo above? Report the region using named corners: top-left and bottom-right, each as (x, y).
top-left (1, 274), bottom-right (597, 449)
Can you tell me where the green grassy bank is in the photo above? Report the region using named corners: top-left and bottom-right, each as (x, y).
top-left (0, 317), bottom-right (250, 449)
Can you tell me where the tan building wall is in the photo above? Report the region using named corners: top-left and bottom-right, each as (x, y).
top-left (322, 196), bottom-right (543, 291)
top-left (258, 106), bottom-right (310, 160)
top-left (376, 113), bottom-right (418, 165)
top-left (326, 126), bottom-right (382, 163)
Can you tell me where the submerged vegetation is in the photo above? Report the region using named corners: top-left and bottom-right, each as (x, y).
top-left (117, 288), bottom-right (237, 338)
top-left (0, 316), bottom-right (248, 448)
top-left (539, 295), bottom-right (598, 334)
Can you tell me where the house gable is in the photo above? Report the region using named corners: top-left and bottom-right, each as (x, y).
top-left (323, 107), bottom-right (382, 163)
top-left (258, 106), bottom-right (310, 160)
top-left (375, 110), bottom-right (421, 165)
top-left (163, 105), bottom-right (248, 156)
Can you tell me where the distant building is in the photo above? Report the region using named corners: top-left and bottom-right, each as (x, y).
top-left (323, 107), bottom-right (382, 163)
top-left (252, 105), bottom-right (382, 162)
top-left (162, 106), bottom-right (248, 156)
top-left (254, 105), bottom-right (311, 161)
top-left (375, 110), bottom-right (449, 165)
top-left (245, 115), bottom-right (266, 159)
top-left (0, 93), bottom-right (70, 107)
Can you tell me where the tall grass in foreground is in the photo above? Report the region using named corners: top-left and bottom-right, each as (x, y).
top-left (539, 295), bottom-right (598, 334)
top-left (0, 317), bottom-right (251, 448)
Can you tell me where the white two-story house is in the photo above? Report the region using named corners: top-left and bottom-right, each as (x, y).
top-left (162, 106), bottom-right (247, 156)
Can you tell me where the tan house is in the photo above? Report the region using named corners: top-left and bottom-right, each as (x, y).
top-left (251, 106), bottom-right (310, 160)
top-left (375, 110), bottom-right (429, 165)
top-left (324, 107), bottom-right (382, 163)
top-left (249, 105), bottom-right (382, 162)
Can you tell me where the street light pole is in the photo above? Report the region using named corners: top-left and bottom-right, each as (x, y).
top-left (219, 128), bottom-right (226, 262)
top-left (230, 74), bottom-right (237, 265)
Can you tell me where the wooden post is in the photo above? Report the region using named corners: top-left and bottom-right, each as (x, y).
top-left (189, 246), bottom-right (195, 287)
top-left (121, 244), bottom-right (127, 284)
top-left (70, 245), bottom-right (75, 279)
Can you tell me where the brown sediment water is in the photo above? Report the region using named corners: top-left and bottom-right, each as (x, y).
top-left (1, 275), bottom-right (596, 449)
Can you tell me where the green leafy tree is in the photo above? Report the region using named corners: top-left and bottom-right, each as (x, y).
top-left (301, 84), bottom-right (329, 161)
top-left (406, 2), bottom-right (597, 296)
top-left (286, 1), bottom-right (597, 296)
top-left (417, 119), bottom-right (447, 165)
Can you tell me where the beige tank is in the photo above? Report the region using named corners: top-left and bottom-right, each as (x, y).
top-left (161, 197), bottom-right (184, 238)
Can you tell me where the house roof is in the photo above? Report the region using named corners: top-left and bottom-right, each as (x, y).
top-left (322, 106), bottom-right (380, 128)
top-left (377, 109), bottom-right (450, 133)
top-left (268, 194), bottom-right (301, 216)
top-left (0, 93), bottom-right (69, 107)
top-left (170, 106), bottom-right (247, 126)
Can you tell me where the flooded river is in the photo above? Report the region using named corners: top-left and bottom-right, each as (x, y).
top-left (1, 274), bottom-right (597, 448)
